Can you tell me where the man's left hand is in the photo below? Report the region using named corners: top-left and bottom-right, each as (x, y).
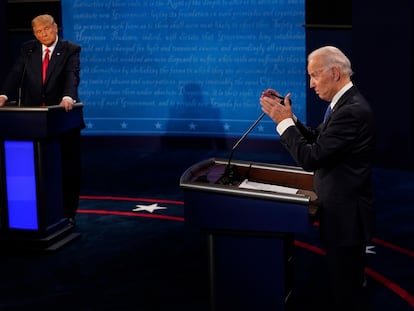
top-left (60, 98), bottom-right (74, 111)
top-left (260, 93), bottom-right (293, 124)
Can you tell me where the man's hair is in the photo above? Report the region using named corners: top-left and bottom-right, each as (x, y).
top-left (32, 14), bottom-right (57, 28)
top-left (308, 46), bottom-right (354, 77)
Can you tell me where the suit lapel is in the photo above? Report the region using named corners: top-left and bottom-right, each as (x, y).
top-left (29, 43), bottom-right (44, 89)
top-left (318, 86), bottom-right (357, 133)
top-left (332, 86), bottom-right (357, 114)
top-left (44, 39), bottom-right (65, 85)
top-left (324, 86), bottom-right (357, 125)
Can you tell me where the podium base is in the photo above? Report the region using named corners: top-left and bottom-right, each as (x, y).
top-left (0, 224), bottom-right (81, 252)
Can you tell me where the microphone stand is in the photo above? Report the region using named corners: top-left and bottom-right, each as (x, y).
top-left (17, 49), bottom-right (32, 108)
top-left (219, 112), bottom-right (266, 185)
top-left (17, 86), bottom-right (23, 108)
top-left (17, 63), bottom-right (28, 108)
top-left (218, 92), bottom-right (285, 185)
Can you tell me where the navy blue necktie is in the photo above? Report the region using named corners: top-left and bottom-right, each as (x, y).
top-left (324, 105), bottom-right (332, 122)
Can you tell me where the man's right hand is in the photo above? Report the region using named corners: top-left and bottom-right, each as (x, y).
top-left (0, 96), bottom-right (7, 107)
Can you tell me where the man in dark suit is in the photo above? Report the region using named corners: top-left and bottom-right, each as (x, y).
top-left (0, 14), bottom-right (84, 224)
top-left (260, 46), bottom-right (376, 310)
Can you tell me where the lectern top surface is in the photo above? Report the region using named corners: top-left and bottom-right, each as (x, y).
top-left (0, 103), bottom-right (83, 112)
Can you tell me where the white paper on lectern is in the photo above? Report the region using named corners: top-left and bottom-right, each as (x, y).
top-left (238, 179), bottom-right (298, 194)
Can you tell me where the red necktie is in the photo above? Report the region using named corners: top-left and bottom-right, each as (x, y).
top-left (42, 48), bottom-right (50, 84)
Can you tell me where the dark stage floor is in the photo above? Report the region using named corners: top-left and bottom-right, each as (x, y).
top-left (0, 136), bottom-right (413, 310)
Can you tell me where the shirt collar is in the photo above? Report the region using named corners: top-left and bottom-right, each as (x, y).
top-left (43, 36), bottom-right (58, 54)
top-left (330, 81), bottom-right (353, 109)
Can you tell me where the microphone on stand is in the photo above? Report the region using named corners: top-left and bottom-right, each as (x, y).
top-left (17, 49), bottom-right (32, 108)
top-left (17, 68), bottom-right (26, 108)
top-left (218, 92), bottom-right (285, 185)
top-left (218, 112), bottom-right (266, 185)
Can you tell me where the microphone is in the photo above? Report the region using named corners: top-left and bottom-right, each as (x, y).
top-left (17, 67), bottom-right (26, 108)
top-left (218, 92), bottom-right (285, 185)
top-left (217, 112), bottom-right (266, 185)
top-left (17, 49), bottom-right (32, 107)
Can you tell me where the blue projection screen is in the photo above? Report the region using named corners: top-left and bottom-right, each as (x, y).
top-left (61, 0), bottom-right (305, 137)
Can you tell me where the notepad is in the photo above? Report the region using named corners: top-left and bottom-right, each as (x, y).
top-left (238, 179), bottom-right (299, 194)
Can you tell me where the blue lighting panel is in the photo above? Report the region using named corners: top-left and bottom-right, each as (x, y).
top-left (4, 141), bottom-right (38, 230)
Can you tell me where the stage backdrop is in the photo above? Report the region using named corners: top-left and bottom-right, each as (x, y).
top-left (61, 0), bottom-right (305, 138)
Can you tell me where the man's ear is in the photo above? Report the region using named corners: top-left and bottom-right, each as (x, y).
top-left (332, 67), bottom-right (340, 81)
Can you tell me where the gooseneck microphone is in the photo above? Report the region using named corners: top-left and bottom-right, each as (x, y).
top-left (220, 112), bottom-right (265, 184)
top-left (218, 92), bottom-right (285, 185)
top-left (17, 66), bottom-right (26, 108)
top-left (17, 49), bottom-right (32, 107)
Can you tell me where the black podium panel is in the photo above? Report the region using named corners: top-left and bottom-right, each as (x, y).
top-left (180, 158), bottom-right (315, 311)
top-left (0, 104), bottom-right (84, 139)
top-left (0, 104), bottom-right (84, 251)
top-left (211, 233), bottom-right (292, 311)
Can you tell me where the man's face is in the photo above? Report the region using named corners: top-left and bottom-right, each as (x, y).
top-left (33, 22), bottom-right (58, 47)
top-left (307, 56), bottom-right (336, 102)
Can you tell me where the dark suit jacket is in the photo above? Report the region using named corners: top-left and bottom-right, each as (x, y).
top-left (1, 38), bottom-right (80, 106)
top-left (279, 86), bottom-right (376, 247)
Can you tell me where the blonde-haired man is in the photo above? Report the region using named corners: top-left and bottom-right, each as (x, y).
top-left (0, 14), bottom-right (84, 223)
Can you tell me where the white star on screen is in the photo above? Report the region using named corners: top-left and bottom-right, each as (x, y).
top-left (120, 122), bottom-right (128, 129)
top-left (154, 122), bottom-right (163, 129)
top-left (133, 203), bottom-right (167, 213)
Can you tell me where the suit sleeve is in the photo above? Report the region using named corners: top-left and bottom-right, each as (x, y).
top-left (0, 45), bottom-right (28, 101)
top-left (280, 104), bottom-right (364, 172)
top-left (62, 43), bottom-right (81, 102)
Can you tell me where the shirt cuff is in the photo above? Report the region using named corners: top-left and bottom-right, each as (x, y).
top-left (62, 96), bottom-right (74, 103)
top-left (276, 118), bottom-right (295, 135)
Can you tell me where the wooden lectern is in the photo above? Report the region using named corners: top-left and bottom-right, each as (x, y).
top-left (0, 103), bottom-right (84, 251)
top-left (180, 158), bottom-right (316, 311)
